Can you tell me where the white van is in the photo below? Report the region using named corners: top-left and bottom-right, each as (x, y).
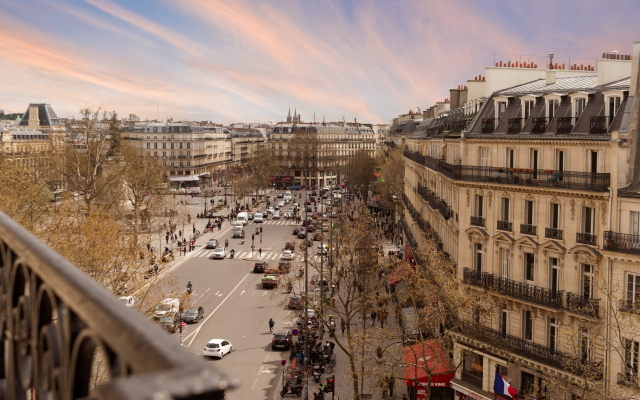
top-left (155, 298), bottom-right (179, 319)
top-left (254, 212), bottom-right (263, 223)
top-left (237, 212), bottom-right (249, 225)
top-left (284, 191), bottom-right (292, 200)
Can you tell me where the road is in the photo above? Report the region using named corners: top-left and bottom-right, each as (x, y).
top-left (159, 189), bottom-right (327, 399)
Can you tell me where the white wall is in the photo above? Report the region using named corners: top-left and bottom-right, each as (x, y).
top-left (483, 67), bottom-right (597, 98)
top-left (597, 59), bottom-right (633, 86)
top-left (466, 80), bottom-right (486, 102)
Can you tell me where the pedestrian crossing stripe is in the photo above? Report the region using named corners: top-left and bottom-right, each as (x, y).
top-left (193, 249), bottom-right (324, 262)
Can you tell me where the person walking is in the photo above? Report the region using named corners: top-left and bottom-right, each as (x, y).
top-left (341, 318), bottom-right (346, 335)
top-left (371, 311), bottom-right (377, 325)
top-left (388, 376), bottom-right (395, 397)
top-left (259, 247), bottom-right (262, 257)
top-left (165, 234), bottom-right (169, 245)
top-left (268, 318), bottom-right (275, 332)
top-left (380, 311), bottom-right (387, 328)
top-left (154, 264), bottom-right (158, 275)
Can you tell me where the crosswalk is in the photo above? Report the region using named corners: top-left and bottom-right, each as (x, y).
top-left (192, 249), bottom-right (324, 262)
top-left (251, 220), bottom-right (295, 226)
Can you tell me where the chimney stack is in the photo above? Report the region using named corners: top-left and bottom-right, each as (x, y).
top-left (549, 53), bottom-right (554, 70)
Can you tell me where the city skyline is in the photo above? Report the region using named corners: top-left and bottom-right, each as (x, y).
top-left (0, 0), bottom-right (636, 124)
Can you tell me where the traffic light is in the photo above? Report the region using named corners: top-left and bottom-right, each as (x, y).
top-left (260, 227), bottom-right (263, 233)
top-left (325, 377), bottom-right (334, 393)
top-left (252, 234), bottom-right (255, 241)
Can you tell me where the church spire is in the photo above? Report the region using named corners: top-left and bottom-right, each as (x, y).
top-left (294, 108), bottom-right (298, 123)
top-left (287, 107), bottom-right (292, 123)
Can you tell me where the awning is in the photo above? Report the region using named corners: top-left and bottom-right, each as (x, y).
top-left (169, 175), bottom-right (200, 182)
top-left (388, 261), bottom-right (414, 286)
top-left (198, 173), bottom-right (210, 177)
top-left (403, 340), bottom-right (454, 396)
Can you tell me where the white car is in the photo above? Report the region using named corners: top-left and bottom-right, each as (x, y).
top-left (284, 211), bottom-right (292, 219)
top-left (293, 203), bottom-right (299, 209)
top-left (268, 207), bottom-right (275, 214)
top-left (119, 296), bottom-right (135, 307)
top-left (203, 339), bottom-right (233, 359)
top-left (281, 250), bottom-right (294, 260)
top-left (254, 213), bottom-right (263, 223)
top-left (212, 247), bottom-right (226, 259)
top-left (278, 201), bottom-right (285, 208)
top-left (273, 210), bottom-right (281, 219)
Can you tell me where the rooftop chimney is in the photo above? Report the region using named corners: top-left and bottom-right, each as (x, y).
top-left (546, 69), bottom-right (556, 85)
top-left (548, 53), bottom-right (554, 70)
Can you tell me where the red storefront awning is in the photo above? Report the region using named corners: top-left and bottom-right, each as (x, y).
top-left (283, 176), bottom-right (293, 182)
top-left (388, 261), bottom-right (414, 286)
top-left (404, 340), bottom-right (455, 397)
top-left (269, 176), bottom-right (276, 181)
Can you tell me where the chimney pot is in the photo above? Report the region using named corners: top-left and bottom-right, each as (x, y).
top-left (562, 63), bottom-right (565, 69)
top-left (508, 61), bottom-right (511, 67)
top-left (499, 61), bottom-right (503, 67)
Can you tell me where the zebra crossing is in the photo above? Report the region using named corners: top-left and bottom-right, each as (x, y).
top-left (192, 249), bottom-right (323, 262)
top-left (252, 220), bottom-right (294, 226)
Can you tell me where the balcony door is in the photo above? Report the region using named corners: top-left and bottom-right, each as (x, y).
top-left (475, 195), bottom-right (484, 219)
top-left (549, 203), bottom-right (561, 235)
top-left (522, 310), bottom-right (533, 341)
top-left (524, 200), bottom-right (535, 226)
top-left (608, 96), bottom-right (622, 126)
top-left (474, 243), bottom-right (483, 274)
top-left (627, 273), bottom-right (640, 310)
top-left (523, 100), bottom-right (534, 122)
top-left (505, 148), bottom-right (516, 169)
top-left (549, 317), bottom-right (559, 353)
top-left (574, 98), bottom-right (586, 119)
top-left (625, 339), bottom-right (639, 380)
top-left (554, 149), bottom-right (566, 182)
top-left (524, 253), bottom-right (535, 284)
top-left (581, 264), bottom-right (594, 300)
top-left (480, 148), bottom-right (490, 177)
top-left (529, 149), bottom-right (539, 179)
top-left (581, 206), bottom-right (595, 238)
top-left (501, 310), bottom-right (509, 337)
top-left (547, 99), bottom-right (560, 120)
top-left (501, 249), bottom-right (510, 279)
top-left (587, 150), bottom-right (602, 174)
top-left (497, 101), bottom-right (507, 120)
top-left (632, 212), bottom-right (640, 250)
top-left (549, 257), bottom-right (560, 292)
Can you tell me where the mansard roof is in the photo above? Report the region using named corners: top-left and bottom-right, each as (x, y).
top-left (18, 103), bottom-right (63, 127)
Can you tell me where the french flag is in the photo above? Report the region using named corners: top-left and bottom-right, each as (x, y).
top-left (493, 373), bottom-right (517, 398)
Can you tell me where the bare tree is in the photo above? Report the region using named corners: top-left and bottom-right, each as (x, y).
top-left (348, 149), bottom-right (377, 203)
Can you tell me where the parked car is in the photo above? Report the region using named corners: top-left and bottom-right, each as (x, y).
top-left (205, 239), bottom-right (218, 249)
top-left (272, 330), bottom-right (293, 350)
top-left (292, 227), bottom-right (300, 235)
top-left (254, 261), bottom-right (267, 273)
top-left (297, 229), bottom-right (307, 239)
top-left (203, 339), bottom-right (232, 359)
top-left (183, 306), bottom-right (204, 323)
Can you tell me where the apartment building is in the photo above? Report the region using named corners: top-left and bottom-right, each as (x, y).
top-left (396, 42), bottom-right (640, 399)
top-left (229, 131), bottom-right (265, 167)
top-left (269, 121), bottom-right (376, 187)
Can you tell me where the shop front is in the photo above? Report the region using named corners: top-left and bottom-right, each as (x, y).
top-left (404, 340), bottom-right (455, 400)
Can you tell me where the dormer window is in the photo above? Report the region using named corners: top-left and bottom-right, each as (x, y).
top-left (608, 96), bottom-right (622, 125)
top-left (523, 100), bottom-right (534, 120)
top-left (546, 98), bottom-right (560, 120)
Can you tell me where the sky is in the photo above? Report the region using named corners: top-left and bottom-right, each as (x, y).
top-left (0, 0), bottom-right (637, 125)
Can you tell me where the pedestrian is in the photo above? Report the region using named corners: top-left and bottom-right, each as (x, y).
top-left (380, 312), bottom-right (386, 328)
top-left (401, 395), bottom-right (407, 400)
top-left (371, 311), bottom-right (377, 324)
top-left (154, 264), bottom-right (158, 275)
top-left (146, 243), bottom-right (151, 252)
top-left (341, 318), bottom-right (346, 335)
top-left (179, 230), bottom-right (182, 238)
top-left (268, 318), bottom-right (275, 332)
top-left (193, 223), bottom-right (196, 234)
top-left (388, 376), bottom-right (395, 397)
top-left (165, 235), bottom-right (169, 245)
top-left (259, 247), bottom-right (262, 256)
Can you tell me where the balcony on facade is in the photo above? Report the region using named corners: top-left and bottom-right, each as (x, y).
top-left (566, 292), bottom-right (600, 318)
top-left (497, 220), bottom-right (512, 231)
top-left (481, 118), bottom-right (496, 133)
top-left (507, 117), bottom-right (523, 134)
top-left (617, 373), bottom-right (640, 390)
top-left (428, 194), bottom-right (439, 209)
top-left (576, 232), bottom-right (597, 246)
top-left (417, 183), bottom-right (430, 202)
top-left (403, 149), bottom-right (609, 192)
top-left (619, 299), bottom-right (640, 315)
top-left (463, 268), bottom-right (563, 308)
top-left (531, 117), bottom-right (548, 134)
top-left (603, 231), bottom-right (640, 254)
top-left (545, 228), bottom-right (563, 240)
top-left (438, 200), bottom-right (452, 220)
top-left (520, 224), bottom-right (537, 236)
top-left (470, 216), bottom-right (485, 227)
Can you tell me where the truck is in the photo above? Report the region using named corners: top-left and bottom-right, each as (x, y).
top-left (262, 268), bottom-right (280, 289)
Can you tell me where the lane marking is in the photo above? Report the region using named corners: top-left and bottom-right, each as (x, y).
top-left (257, 366), bottom-right (264, 376)
top-left (252, 290), bottom-right (256, 296)
top-left (263, 292), bottom-right (267, 297)
top-left (240, 290), bottom-right (246, 296)
top-left (251, 379), bottom-right (258, 390)
top-left (184, 272), bottom-right (252, 346)
top-left (264, 354), bottom-right (269, 362)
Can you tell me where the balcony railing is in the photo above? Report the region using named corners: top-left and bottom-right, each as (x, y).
top-left (557, 117), bottom-right (575, 134)
top-left (576, 232), bottom-right (597, 245)
top-left (439, 200), bottom-right (452, 220)
top-left (617, 373), bottom-right (640, 389)
top-left (403, 150), bottom-right (610, 192)
top-left (0, 211), bottom-right (233, 399)
top-left (603, 231), bottom-right (640, 254)
top-left (481, 118), bottom-right (496, 133)
top-left (507, 118), bottom-right (523, 134)
top-left (531, 117), bottom-right (548, 134)
top-left (520, 224), bottom-right (537, 235)
top-left (470, 216), bottom-right (485, 227)
top-left (619, 299), bottom-right (640, 314)
top-left (590, 116), bottom-right (608, 134)
top-left (566, 293), bottom-right (600, 318)
top-left (466, 323), bottom-right (602, 379)
top-left (545, 228), bottom-right (563, 240)
top-left (463, 269), bottom-right (563, 308)
top-left (429, 195), bottom-right (439, 209)
top-left (497, 220), bottom-right (512, 231)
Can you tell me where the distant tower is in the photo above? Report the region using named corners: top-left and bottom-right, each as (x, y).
top-left (287, 108), bottom-right (292, 123)
top-left (293, 108), bottom-right (298, 123)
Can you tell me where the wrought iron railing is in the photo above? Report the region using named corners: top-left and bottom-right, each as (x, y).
top-left (429, 195), bottom-right (439, 209)
top-left (0, 210), bottom-right (235, 399)
top-left (531, 117), bottom-right (548, 134)
top-left (603, 231), bottom-right (640, 254)
top-left (577, 232), bottom-right (597, 245)
top-left (566, 293), bottom-right (600, 318)
top-left (481, 118), bottom-right (496, 133)
top-left (450, 120), bottom-right (468, 134)
top-left (617, 373), bottom-right (640, 389)
top-left (463, 269), bottom-right (563, 308)
top-left (619, 299), bottom-right (640, 314)
top-left (557, 117), bottom-right (575, 134)
top-left (545, 228), bottom-right (563, 240)
top-left (417, 183), bottom-right (430, 202)
top-left (590, 116), bottom-right (608, 134)
top-left (521, 224), bottom-right (537, 235)
top-left (470, 216), bottom-right (485, 227)
top-left (497, 220), bottom-right (512, 231)
top-left (403, 150), bottom-right (610, 192)
top-left (507, 118), bottom-right (523, 134)
top-left (438, 200), bottom-right (452, 220)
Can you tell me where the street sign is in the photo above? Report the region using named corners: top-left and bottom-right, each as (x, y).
top-left (281, 360), bottom-right (287, 366)
top-left (182, 322), bottom-right (186, 327)
top-left (292, 329), bottom-right (299, 336)
top-left (311, 280), bottom-right (316, 285)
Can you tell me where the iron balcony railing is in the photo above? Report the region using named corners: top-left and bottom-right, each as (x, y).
top-left (497, 220), bottom-right (512, 231)
top-left (403, 150), bottom-right (610, 192)
top-left (417, 183), bottom-right (430, 202)
top-left (450, 119), bottom-right (468, 133)
top-left (507, 117), bottom-right (523, 134)
top-left (545, 228), bottom-right (563, 240)
top-left (438, 200), bottom-right (452, 220)
top-left (566, 293), bottom-right (600, 318)
top-left (463, 268), bottom-right (563, 308)
top-left (465, 323), bottom-right (602, 379)
top-left (590, 116), bottom-right (608, 134)
top-left (481, 118), bottom-right (496, 133)
top-left (531, 117), bottom-right (548, 134)
top-left (470, 216), bottom-right (485, 227)
top-left (577, 232), bottom-right (597, 246)
top-left (0, 210), bottom-right (235, 400)
top-left (619, 299), bottom-right (640, 314)
top-left (429, 195), bottom-right (439, 209)
top-left (557, 117), bottom-right (575, 134)
top-left (617, 373), bottom-right (640, 389)
top-left (521, 224), bottom-right (537, 235)
top-left (603, 231), bottom-right (640, 254)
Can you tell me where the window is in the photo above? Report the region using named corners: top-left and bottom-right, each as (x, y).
top-left (501, 310), bottom-right (509, 337)
top-left (524, 253), bottom-right (535, 283)
top-left (179, 151), bottom-right (183, 157)
top-left (154, 143), bottom-right (157, 149)
top-left (624, 339), bottom-right (639, 380)
top-left (628, 274), bottom-right (640, 310)
top-left (170, 161), bottom-right (174, 167)
top-left (480, 147), bottom-right (490, 168)
top-left (587, 150), bottom-right (601, 173)
top-left (153, 151), bottom-right (157, 156)
top-left (522, 310), bottom-right (533, 341)
top-left (501, 197), bottom-right (510, 222)
top-left (554, 149), bottom-right (565, 174)
top-left (146, 143), bottom-right (150, 149)
top-left (523, 100), bottom-right (534, 121)
top-left (179, 143), bottom-right (183, 149)
top-left (521, 372), bottom-right (536, 396)
top-left (633, 212), bottom-right (640, 235)
top-left (187, 161), bottom-right (190, 167)
top-left (474, 243), bottom-right (483, 273)
top-left (547, 99), bottom-right (560, 120)
top-left (579, 327), bottom-right (590, 361)
top-left (462, 352), bottom-right (483, 388)
top-left (179, 161), bottom-right (183, 167)
top-left (549, 317), bottom-right (558, 352)
top-left (550, 257), bottom-right (560, 291)
top-left (187, 151), bottom-right (190, 157)
top-left (582, 264), bottom-right (594, 300)
top-left (501, 249), bottom-right (510, 279)
top-left (581, 206), bottom-right (595, 235)
top-left (505, 148), bottom-right (515, 169)
top-left (608, 96), bottom-right (622, 125)
top-left (163, 143), bottom-right (166, 149)
top-left (162, 151), bottom-right (166, 157)
top-left (475, 195), bottom-right (484, 218)
top-left (524, 200), bottom-right (535, 225)
top-left (575, 98), bottom-right (586, 119)
top-left (171, 143), bottom-right (174, 149)
top-left (529, 149), bottom-right (539, 172)
top-left (549, 203), bottom-right (561, 230)
top-left (146, 135), bottom-right (150, 139)
top-left (171, 151), bottom-right (174, 157)
top-left (497, 101), bottom-right (507, 120)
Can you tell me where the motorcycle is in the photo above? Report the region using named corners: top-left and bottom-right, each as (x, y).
top-left (298, 267), bottom-right (304, 277)
top-left (312, 363), bottom-right (322, 382)
top-left (280, 383), bottom-right (303, 397)
top-left (313, 390), bottom-right (324, 400)
top-left (287, 283), bottom-right (293, 293)
top-left (229, 250), bottom-right (235, 259)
